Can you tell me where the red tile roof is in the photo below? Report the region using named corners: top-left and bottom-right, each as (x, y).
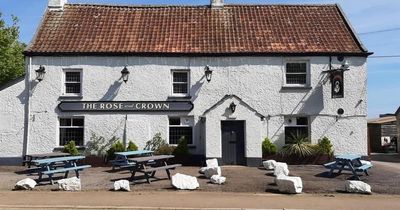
top-left (25, 4), bottom-right (370, 56)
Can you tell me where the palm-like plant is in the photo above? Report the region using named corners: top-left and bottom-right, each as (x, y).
top-left (280, 133), bottom-right (315, 158)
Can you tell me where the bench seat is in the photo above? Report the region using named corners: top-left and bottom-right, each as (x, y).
top-left (141, 164), bottom-right (182, 173)
top-left (355, 164), bottom-right (372, 172)
top-left (42, 165), bottom-right (91, 175)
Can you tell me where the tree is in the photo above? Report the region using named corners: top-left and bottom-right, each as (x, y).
top-left (0, 12), bottom-right (25, 86)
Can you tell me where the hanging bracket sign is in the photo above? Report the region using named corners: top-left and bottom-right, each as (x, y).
top-left (331, 70), bottom-right (344, 98)
top-left (58, 101), bottom-right (194, 112)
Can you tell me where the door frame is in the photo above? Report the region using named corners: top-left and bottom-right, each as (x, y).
top-left (220, 120), bottom-right (246, 165)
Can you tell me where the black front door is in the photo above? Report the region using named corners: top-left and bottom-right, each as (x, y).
top-left (221, 121), bottom-right (246, 165)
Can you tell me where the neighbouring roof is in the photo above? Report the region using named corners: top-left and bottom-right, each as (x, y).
top-left (24, 4), bottom-right (371, 56)
top-left (368, 116), bottom-right (397, 124)
top-left (396, 107), bottom-right (400, 116)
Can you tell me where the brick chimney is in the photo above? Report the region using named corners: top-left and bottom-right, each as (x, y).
top-left (211, 0), bottom-right (224, 9)
top-left (48, 0), bottom-right (67, 11)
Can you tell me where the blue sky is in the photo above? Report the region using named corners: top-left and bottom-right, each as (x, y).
top-left (0, 0), bottom-right (399, 118)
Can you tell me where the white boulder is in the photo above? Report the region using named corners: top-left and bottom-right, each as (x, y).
top-left (263, 160), bottom-right (277, 170)
top-left (171, 173), bottom-right (199, 190)
top-left (199, 167), bottom-right (208, 174)
top-left (276, 176), bottom-right (303, 194)
top-left (210, 175), bottom-right (226, 185)
top-left (15, 178), bottom-right (37, 190)
top-left (274, 162), bottom-right (289, 177)
top-left (58, 177), bottom-right (81, 191)
top-left (345, 180), bottom-right (372, 194)
top-left (114, 180), bottom-right (130, 191)
top-left (206, 158), bottom-right (219, 168)
top-left (204, 167), bottom-right (221, 179)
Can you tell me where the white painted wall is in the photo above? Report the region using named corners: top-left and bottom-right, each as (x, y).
top-left (1, 55), bottom-right (368, 164)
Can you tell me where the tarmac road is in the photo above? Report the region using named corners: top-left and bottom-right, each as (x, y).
top-left (0, 191), bottom-right (399, 210)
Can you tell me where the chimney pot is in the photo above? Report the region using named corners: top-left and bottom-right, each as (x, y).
top-left (211, 0), bottom-right (224, 9)
top-left (48, 0), bottom-right (67, 11)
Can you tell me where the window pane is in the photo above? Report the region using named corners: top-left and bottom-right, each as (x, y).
top-left (65, 72), bottom-right (81, 82)
top-left (169, 127), bottom-right (193, 144)
top-left (60, 118), bottom-right (71, 126)
top-left (73, 118), bottom-right (84, 126)
top-left (286, 74), bottom-right (307, 84)
top-left (173, 72), bottom-right (188, 82)
top-left (169, 118), bottom-right (180, 125)
top-left (297, 117), bottom-right (308, 125)
top-left (286, 63), bottom-right (306, 73)
top-left (59, 128), bottom-right (84, 146)
top-left (66, 83), bottom-right (81, 94)
top-left (285, 127), bottom-right (309, 144)
top-left (173, 84), bottom-right (188, 94)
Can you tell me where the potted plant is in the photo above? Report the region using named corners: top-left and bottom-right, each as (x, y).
top-left (63, 140), bottom-right (80, 156)
top-left (262, 137), bottom-right (277, 159)
top-left (172, 137), bottom-right (192, 166)
top-left (279, 134), bottom-right (315, 164)
top-left (83, 132), bottom-right (118, 167)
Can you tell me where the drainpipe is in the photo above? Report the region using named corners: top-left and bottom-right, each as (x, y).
top-left (22, 57), bottom-right (32, 158)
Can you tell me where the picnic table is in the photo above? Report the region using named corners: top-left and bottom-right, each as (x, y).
top-left (128, 155), bottom-right (181, 184)
top-left (32, 156), bottom-right (91, 185)
top-left (324, 154), bottom-right (372, 180)
top-left (111, 150), bottom-right (153, 170)
top-left (23, 152), bottom-right (71, 168)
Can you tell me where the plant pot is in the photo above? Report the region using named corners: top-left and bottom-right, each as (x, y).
top-left (79, 155), bottom-right (110, 167)
top-left (170, 155), bottom-right (201, 166)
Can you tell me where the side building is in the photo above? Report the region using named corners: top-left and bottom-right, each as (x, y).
top-left (0, 0), bottom-right (371, 165)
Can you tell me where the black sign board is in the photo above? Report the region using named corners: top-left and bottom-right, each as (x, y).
top-left (58, 101), bottom-right (194, 112)
top-left (331, 70), bottom-right (344, 98)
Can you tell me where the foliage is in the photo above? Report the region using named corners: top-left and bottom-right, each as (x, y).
top-left (316, 136), bottom-right (334, 156)
top-left (144, 132), bottom-right (167, 151)
top-left (262, 137), bottom-right (277, 156)
top-left (106, 141), bottom-right (125, 161)
top-left (84, 132), bottom-right (119, 157)
top-left (173, 136), bottom-right (190, 156)
top-left (280, 134), bottom-right (315, 158)
top-left (63, 140), bottom-right (79, 156)
top-left (0, 13), bottom-right (26, 86)
top-left (155, 144), bottom-right (176, 155)
top-left (126, 141), bottom-right (138, 151)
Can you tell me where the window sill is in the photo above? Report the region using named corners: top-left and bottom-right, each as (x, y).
top-left (281, 86), bottom-right (312, 90)
top-left (58, 95), bottom-right (83, 100)
top-left (167, 95), bottom-right (192, 100)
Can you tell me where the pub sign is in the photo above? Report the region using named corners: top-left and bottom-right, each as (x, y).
top-left (331, 70), bottom-right (344, 98)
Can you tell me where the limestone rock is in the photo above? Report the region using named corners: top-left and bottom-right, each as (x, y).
top-left (263, 160), bottom-right (277, 170)
top-left (345, 180), bottom-right (372, 194)
top-left (114, 180), bottom-right (130, 191)
top-left (171, 173), bottom-right (199, 190)
top-left (210, 175), bottom-right (226, 185)
top-left (206, 158), bottom-right (219, 168)
top-left (276, 176), bottom-right (303, 194)
top-left (204, 167), bottom-right (221, 179)
top-left (274, 162), bottom-right (289, 177)
top-left (15, 178), bottom-right (37, 190)
top-left (58, 177), bottom-right (81, 191)
top-left (199, 167), bottom-right (208, 174)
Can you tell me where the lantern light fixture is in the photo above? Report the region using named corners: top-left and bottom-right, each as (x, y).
top-left (121, 66), bottom-right (130, 83)
top-left (204, 65), bottom-right (213, 82)
top-left (35, 65), bottom-right (46, 82)
top-left (340, 60), bottom-right (350, 71)
top-left (229, 102), bottom-right (237, 113)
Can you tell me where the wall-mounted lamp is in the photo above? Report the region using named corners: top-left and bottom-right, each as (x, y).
top-left (35, 65), bottom-right (46, 82)
top-left (229, 102), bottom-right (236, 113)
top-left (204, 65), bottom-right (213, 82)
top-left (336, 108), bottom-right (344, 121)
top-left (340, 60), bottom-right (350, 71)
top-left (121, 66), bottom-right (130, 83)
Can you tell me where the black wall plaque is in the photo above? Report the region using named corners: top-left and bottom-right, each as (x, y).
top-left (331, 70), bottom-right (344, 98)
top-left (58, 101), bottom-right (194, 112)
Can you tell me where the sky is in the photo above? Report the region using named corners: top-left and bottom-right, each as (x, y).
top-left (0, 0), bottom-right (399, 118)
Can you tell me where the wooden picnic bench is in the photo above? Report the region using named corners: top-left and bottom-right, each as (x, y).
top-left (23, 152), bottom-right (71, 168)
top-left (32, 156), bottom-right (91, 185)
top-left (111, 150), bottom-right (153, 170)
top-left (323, 154), bottom-right (372, 180)
top-left (128, 155), bottom-right (181, 184)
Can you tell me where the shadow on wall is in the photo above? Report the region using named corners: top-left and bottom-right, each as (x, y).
top-left (101, 80), bottom-right (122, 101)
top-left (189, 74), bottom-right (205, 102)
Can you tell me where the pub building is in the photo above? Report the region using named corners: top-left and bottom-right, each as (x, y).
top-left (0, 0), bottom-right (372, 166)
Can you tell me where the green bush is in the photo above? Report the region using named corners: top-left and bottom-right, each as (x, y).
top-left (262, 137), bottom-right (277, 156)
top-left (155, 144), bottom-right (176, 155)
top-left (316, 137), bottom-right (334, 156)
top-left (106, 141), bottom-right (125, 160)
top-left (173, 136), bottom-right (190, 156)
top-left (126, 141), bottom-right (138, 151)
top-left (63, 140), bottom-right (79, 156)
top-left (280, 134), bottom-right (315, 158)
top-left (144, 133), bottom-right (167, 151)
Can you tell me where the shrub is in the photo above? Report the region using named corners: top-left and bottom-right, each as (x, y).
top-left (155, 144), bottom-right (176, 155)
top-left (280, 134), bottom-right (315, 158)
top-left (316, 136), bottom-right (334, 156)
top-left (106, 141), bottom-right (125, 161)
top-left (85, 132), bottom-right (118, 157)
top-left (126, 141), bottom-right (138, 151)
top-left (173, 136), bottom-right (190, 156)
top-left (144, 132), bottom-right (167, 151)
top-left (262, 137), bottom-right (277, 156)
top-left (63, 140), bottom-right (79, 156)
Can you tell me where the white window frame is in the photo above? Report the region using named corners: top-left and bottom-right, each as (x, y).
top-left (171, 69), bottom-right (190, 97)
top-left (58, 116), bottom-right (85, 146)
top-left (62, 69), bottom-right (83, 96)
top-left (283, 60), bottom-right (310, 87)
top-left (168, 116), bottom-right (194, 146)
